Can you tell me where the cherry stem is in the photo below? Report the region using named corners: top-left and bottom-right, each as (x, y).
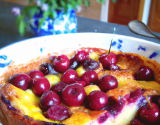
top-left (145, 95), bottom-right (153, 109)
top-left (108, 27), bottom-right (116, 56)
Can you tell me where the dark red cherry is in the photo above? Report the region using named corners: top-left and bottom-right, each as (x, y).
top-left (151, 95), bottom-right (160, 108)
top-left (109, 64), bottom-right (120, 71)
top-left (27, 70), bottom-right (44, 79)
top-left (131, 118), bottom-right (144, 125)
top-left (61, 84), bottom-right (86, 106)
top-left (105, 97), bottom-right (125, 115)
top-left (39, 63), bottom-right (58, 75)
top-left (87, 90), bottom-right (108, 110)
top-left (99, 52), bottom-right (117, 70)
top-left (40, 90), bottom-right (61, 110)
top-left (81, 70), bottom-right (99, 85)
top-left (61, 69), bottom-right (78, 85)
top-left (69, 54), bottom-right (81, 69)
top-left (76, 50), bottom-right (89, 61)
top-left (82, 58), bottom-right (100, 70)
top-left (50, 81), bottom-right (67, 95)
top-left (139, 103), bottom-right (160, 124)
top-left (31, 77), bottom-right (50, 97)
top-left (99, 75), bottom-right (118, 92)
top-left (53, 55), bottom-right (70, 72)
top-left (135, 66), bottom-right (154, 81)
top-left (46, 104), bottom-right (70, 121)
top-left (127, 89), bottom-right (143, 103)
top-left (9, 73), bottom-right (31, 90)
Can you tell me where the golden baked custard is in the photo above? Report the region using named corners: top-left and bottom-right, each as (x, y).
top-left (0, 47), bottom-right (160, 125)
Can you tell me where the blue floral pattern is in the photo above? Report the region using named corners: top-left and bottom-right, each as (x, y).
top-left (111, 39), bottom-right (123, 50)
top-left (0, 55), bottom-right (12, 68)
top-left (111, 39), bottom-right (159, 60)
top-left (30, 9), bottom-right (77, 36)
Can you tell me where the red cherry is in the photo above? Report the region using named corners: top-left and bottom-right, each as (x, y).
top-left (74, 81), bottom-right (86, 87)
top-left (61, 84), bottom-right (86, 106)
top-left (139, 103), bottom-right (160, 124)
top-left (40, 90), bottom-right (61, 110)
top-left (50, 81), bottom-right (67, 95)
top-left (135, 66), bottom-right (154, 81)
top-left (76, 50), bottom-right (89, 61)
top-left (99, 52), bottom-right (117, 70)
top-left (53, 55), bottom-right (70, 72)
top-left (9, 73), bottom-right (31, 90)
top-left (31, 77), bottom-right (50, 97)
top-left (46, 104), bottom-right (70, 121)
top-left (87, 90), bottom-right (108, 110)
top-left (99, 75), bottom-right (118, 92)
top-left (81, 70), bottom-right (99, 85)
top-left (27, 70), bottom-right (44, 79)
top-left (151, 95), bottom-right (160, 108)
top-left (61, 69), bottom-right (78, 85)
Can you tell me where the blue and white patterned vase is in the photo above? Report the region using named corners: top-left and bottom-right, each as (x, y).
top-left (30, 9), bottom-right (77, 36)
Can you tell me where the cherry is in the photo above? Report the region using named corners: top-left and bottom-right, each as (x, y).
top-left (31, 77), bottom-right (50, 97)
top-left (81, 70), bottom-right (99, 85)
top-left (87, 90), bottom-right (108, 110)
top-left (99, 52), bottom-right (117, 70)
top-left (98, 112), bottom-right (110, 123)
top-left (99, 75), bottom-right (118, 92)
top-left (135, 66), bottom-right (154, 81)
top-left (105, 97), bottom-right (125, 116)
top-left (39, 63), bottom-right (58, 75)
top-left (53, 54), bottom-right (70, 72)
top-left (131, 118), bottom-right (144, 125)
top-left (61, 83), bottom-right (86, 106)
top-left (9, 73), bottom-right (31, 90)
top-left (50, 81), bottom-right (67, 95)
top-left (27, 70), bottom-right (44, 79)
top-left (46, 104), bottom-right (70, 121)
top-left (69, 54), bottom-right (81, 69)
top-left (151, 95), bottom-right (160, 108)
top-left (40, 90), bottom-right (61, 110)
top-left (82, 58), bottom-right (100, 70)
top-left (127, 89), bottom-right (143, 103)
top-left (139, 103), bottom-right (160, 124)
top-left (76, 50), bottom-right (89, 61)
top-left (109, 64), bottom-right (120, 71)
top-left (74, 81), bottom-right (86, 87)
top-left (61, 69), bottom-right (79, 85)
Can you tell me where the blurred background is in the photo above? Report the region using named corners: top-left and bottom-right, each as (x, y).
top-left (5, 0), bottom-right (160, 33)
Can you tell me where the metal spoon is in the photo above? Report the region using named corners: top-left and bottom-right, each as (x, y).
top-left (128, 20), bottom-right (160, 41)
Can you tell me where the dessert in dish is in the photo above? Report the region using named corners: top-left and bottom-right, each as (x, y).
top-left (0, 47), bottom-right (160, 125)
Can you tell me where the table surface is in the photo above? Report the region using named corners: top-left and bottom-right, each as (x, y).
top-left (1, 1), bottom-right (160, 49)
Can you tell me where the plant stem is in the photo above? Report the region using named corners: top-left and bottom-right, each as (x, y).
top-left (145, 95), bottom-right (153, 109)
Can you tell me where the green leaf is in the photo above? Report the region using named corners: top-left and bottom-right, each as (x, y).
top-left (18, 20), bottom-right (25, 36)
top-left (97, 0), bottom-right (105, 4)
top-left (70, 1), bottom-right (77, 8)
top-left (84, 0), bottom-right (90, 8)
top-left (60, 0), bottom-right (66, 7)
top-left (38, 11), bottom-right (49, 32)
top-left (29, 0), bottom-right (33, 4)
top-left (112, 0), bottom-right (117, 3)
top-left (29, 7), bottom-right (38, 19)
top-left (78, 0), bottom-right (82, 5)
top-left (16, 15), bottom-right (21, 24)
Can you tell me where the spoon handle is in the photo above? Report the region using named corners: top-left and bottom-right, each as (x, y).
top-left (152, 34), bottom-right (160, 41)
